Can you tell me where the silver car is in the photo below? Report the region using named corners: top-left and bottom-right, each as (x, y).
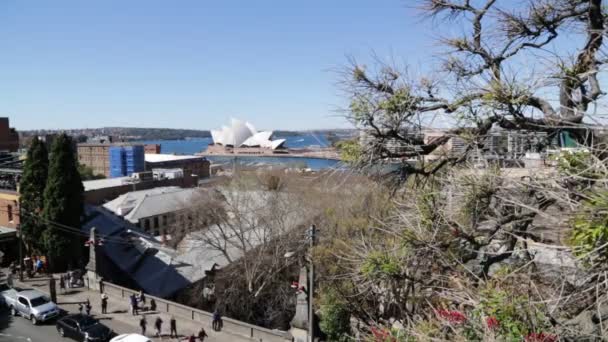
top-left (7, 290), bottom-right (59, 324)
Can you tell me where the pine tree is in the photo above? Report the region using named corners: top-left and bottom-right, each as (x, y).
top-left (18, 137), bottom-right (48, 253)
top-left (42, 133), bottom-right (84, 270)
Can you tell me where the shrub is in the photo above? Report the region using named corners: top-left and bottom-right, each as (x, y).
top-left (571, 192), bottom-right (608, 262)
top-left (319, 289), bottom-right (351, 341)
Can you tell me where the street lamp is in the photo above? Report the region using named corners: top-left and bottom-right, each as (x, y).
top-left (85, 236), bottom-right (104, 281)
top-left (285, 224), bottom-right (317, 342)
top-left (16, 225), bottom-right (23, 282)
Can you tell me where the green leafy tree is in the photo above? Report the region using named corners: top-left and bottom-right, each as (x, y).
top-left (78, 163), bottom-right (105, 180)
top-left (42, 134), bottom-right (84, 270)
top-left (319, 288), bottom-right (351, 341)
top-left (18, 137), bottom-right (49, 253)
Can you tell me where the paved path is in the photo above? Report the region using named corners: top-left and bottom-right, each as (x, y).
top-left (7, 273), bottom-right (250, 342)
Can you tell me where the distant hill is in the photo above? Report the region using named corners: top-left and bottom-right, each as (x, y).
top-left (19, 127), bottom-right (357, 142)
top-left (19, 127), bottom-right (211, 141)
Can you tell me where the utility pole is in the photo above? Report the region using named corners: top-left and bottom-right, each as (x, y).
top-left (17, 225), bottom-right (23, 282)
top-left (308, 224), bottom-right (316, 342)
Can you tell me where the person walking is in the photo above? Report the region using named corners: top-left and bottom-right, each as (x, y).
top-left (154, 316), bottom-right (163, 337)
top-left (101, 293), bottom-right (108, 314)
top-left (59, 275), bottom-right (65, 294)
top-left (85, 299), bottom-right (92, 316)
top-left (197, 327), bottom-right (208, 341)
top-left (150, 298), bottom-right (156, 312)
top-left (139, 316), bottom-right (147, 336)
top-left (212, 309), bottom-right (222, 331)
top-left (78, 303), bottom-right (84, 315)
top-left (169, 316), bottom-right (177, 338)
top-left (139, 290), bottom-right (146, 307)
top-left (130, 294), bottom-right (138, 315)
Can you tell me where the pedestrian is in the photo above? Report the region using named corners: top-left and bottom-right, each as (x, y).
top-left (130, 294), bottom-right (138, 315)
top-left (36, 259), bottom-right (43, 274)
top-left (139, 316), bottom-right (147, 336)
top-left (85, 299), bottom-right (92, 316)
top-left (150, 298), bottom-right (156, 312)
top-left (170, 316), bottom-right (177, 338)
top-left (188, 334), bottom-right (196, 342)
top-left (78, 303), bottom-right (84, 315)
top-left (212, 309), bottom-right (222, 331)
top-left (198, 327), bottom-right (208, 341)
top-left (101, 293), bottom-right (108, 314)
top-left (32, 257), bottom-right (38, 275)
top-left (154, 316), bottom-right (163, 337)
top-left (139, 290), bottom-right (146, 306)
top-left (59, 275), bottom-right (65, 294)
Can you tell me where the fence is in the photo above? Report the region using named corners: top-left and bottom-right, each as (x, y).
top-left (100, 281), bottom-right (291, 342)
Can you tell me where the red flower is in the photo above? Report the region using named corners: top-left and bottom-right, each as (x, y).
top-left (485, 316), bottom-right (499, 330)
top-left (435, 309), bottom-right (467, 324)
top-left (525, 332), bottom-right (557, 342)
top-left (371, 327), bottom-right (396, 342)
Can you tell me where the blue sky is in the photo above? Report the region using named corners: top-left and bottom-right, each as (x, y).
top-left (0, 1), bottom-right (438, 131)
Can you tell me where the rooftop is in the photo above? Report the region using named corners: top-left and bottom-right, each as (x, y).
top-left (83, 177), bottom-right (135, 191)
top-left (145, 154), bottom-right (206, 163)
top-left (103, 187), bottom-right (211, 223)
top-left (82, 206), bottom-right (192, 297)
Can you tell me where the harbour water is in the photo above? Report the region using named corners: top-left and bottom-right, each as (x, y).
top-left (141, 134), bottom-right (344, 170)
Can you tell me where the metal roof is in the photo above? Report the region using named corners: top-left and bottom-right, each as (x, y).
top-left (102, 187), bottom-right (207, 222)
top-left (82, 206), bottom-right (192, 298)
top-left (83, 177), bottom-right (135, 191)
top-left (145, 154), bottom-right (205, 163)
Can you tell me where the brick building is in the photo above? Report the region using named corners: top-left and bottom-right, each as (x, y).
top-left (77, 143), bottom-right (146, 178)
top-left (144, 144), bottom-right (161, 154)
top-left (144, 154), bottom-right (210, 178)
top-left (83, 172), bottom-right (199, 205)
top-left (0, 118), bottom-right (19, 152)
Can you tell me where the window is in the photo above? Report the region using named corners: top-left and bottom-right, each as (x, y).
top-left (7, 205), bottom-right (12, 222)
top-left (18, 297), bottom-right (28, 306)
top-left (30, 296), bottom-right (50, 307)
top-left (64, 319), bottom-right (77, 330)
top-left (144, 219), bottom-right (150, 231)
top-left (162, 215), bottom-right (167, 226)
top-left (153, 217), bottom-right (159, 228)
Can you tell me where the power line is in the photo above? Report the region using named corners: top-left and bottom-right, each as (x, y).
top-left (8, 208), bottom-right (139, 246)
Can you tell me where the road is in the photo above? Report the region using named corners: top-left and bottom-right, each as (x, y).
top-left (0, 306), bottom-right (142, 342)
top-left (0, 308), bottom-right (60, 342)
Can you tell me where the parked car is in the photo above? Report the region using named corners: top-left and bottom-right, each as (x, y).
top-left (109, 334), bottom-right (151, 342)
top-left (5, 289), bottom-right (59, 324)
top-left (56, 314), bottom-right (113, 342)
top-left (0, 282), bottom-right (10, 307)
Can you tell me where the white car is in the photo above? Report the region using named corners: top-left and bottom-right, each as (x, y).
top-left (110, 333), bottom-right (152, 342)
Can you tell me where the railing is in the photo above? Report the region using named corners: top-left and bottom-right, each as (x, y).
top-left (100, 281), bottom-right (290, 342)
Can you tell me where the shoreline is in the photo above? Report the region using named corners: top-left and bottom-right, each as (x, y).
top-left (199, 151), bottom-right (341, 161)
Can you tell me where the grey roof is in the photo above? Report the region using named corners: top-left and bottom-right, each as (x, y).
top-left (82, 206), bottom-right (192, 298)
top-left (84, 188), bottom-right (306, 297)
top-left (172, 188), bottom-right (305, 282)
top-left (83, 177), bottom-right (135, 191)
top-left (103, 187), bottom-right (207, 223)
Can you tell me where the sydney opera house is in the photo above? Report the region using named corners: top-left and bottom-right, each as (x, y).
top-left (206, 119), bottom-right (288, 155)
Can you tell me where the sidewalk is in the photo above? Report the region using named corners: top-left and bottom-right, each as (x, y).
top-left (11, 273), bottom-right (251, 342)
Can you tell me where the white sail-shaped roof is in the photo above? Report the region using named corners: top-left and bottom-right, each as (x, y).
top-left (230, 119), bottom-right (256, 147)
top-left (211, 119), bottom-right (286, 150)
top-left (242, 131), bottom-right (273, 147)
